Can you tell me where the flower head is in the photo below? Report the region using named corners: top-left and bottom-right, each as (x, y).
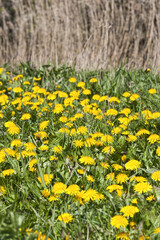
top-left (111, 215), bottom-right (128, 229)
top-left (120, 205), bottom-right (139, 217)
top-left (57, 213), bottom-right (73, 224)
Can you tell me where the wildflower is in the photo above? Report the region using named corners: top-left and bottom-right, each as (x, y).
top-left (77, 169), bottom-right (85, 175)
top-left (10, 139), bottom-right (22, 147)
top-left (53, 104), bottom-right (64, 114)
top-left (147, 134), bottom-right (160, 144)
top-left (34, 77), bottom-right (41, 81)
top-left (116, 174), bottom-right (129, 184)
top-left (53, 145), bottom-right (63, 154)
top-left (77, 81), bottom-right (85, 88)
top-left (130, 94), bottom-right (139, 101)
top-left (105, 109), bottom-right (118, 116)
top-left (111, 215), bottom-right (128, 229)
top-left (86, 175), bottom-right (95, 182)
top-left (48, 195), bottom-right (59, 202)
top-left (92, 94), bottom-right (100, 100)
top-left (136, 129), bottom-right (150, 136)
top-left (134, 182), bottom-right (152, 194)
top-left (130, 176), bottom-right (147, 183)
top-left (82, 89), bottom-right (91, 95)
top-left (0, 186), bottom-right (6, 196)
top-left (24, 142), bottom-right (36, 151)
top-left (122, 155), bottom-right (127, 162)
top-left (131, 198), bottom-right (138, 204)
top-left (70, 90), bottom-right (80, 99)
top-left (59, 116), bottom-right (68, 123)
top-left (65, 184), bottom-right (80, 196)
top-left (112, 127), bottom-right (122, 135)
top-left (73, 140), bottom-right (84, 148)
top-left (125, 160), bottom-right (141, 170)
top-left (50, 156), bottom-right (58, 161)
top-left (112, 164), bottom-right (123, 171)
top-left (123, 92), bottom-right (130, 97)
top-left (37, 174), bottom-right (53, 185)
top-left (12, 87), bottom-right (23, 93)
top-left (69, 77), bottom-right (76, 83)
top-left (109, 97), bottom-right (120, 104)
top-left (153, 227), bottom-right (160, 233)
top-left (101, 135), bottom-right (113, 143)
top-left (101, 162), bottom-right (110, 169)
top-left (79, 156), bottom-right (95, 165)
top-left (106, 184), bottom-right (123, 192)
top-left (77, 126), bottom-right (88, 135)
top-left (151, 171), bottom-right (160, 181)
top-left (102, 146), bottom-right (115, 154)
top-left (39, 145), bottom-right (49, 151)
top-left (126, 135), bottom-right (137, 142)
top-left (41, 189), bottom-right (50, 198)
top-left (148, 88), bottom-right (156, 94)
top-left (146, 195), bottom-right (156, 201)
top-left (116, 232), bottom-right (130, 240)
top-left (120, 205), bottom-right (139, 217)
top-left (90, 78), bottom-right (98, 83)
top-left (39, 121), bottom-right (49, 130)
top-left (57, 213), bottom-right (73, 224)
top-left (1, 169), bottom-right (15, 177)
top-left (52, 182), bottom-right (67, 194)
top-left (21, 113), bottom-right (31, 120)
top-left (82, 189), bottom-right (99, 202)
top-left (84, 138), bottom-right (96, 147)
top-left (119, 108), bottom-right (131, 117)
top-left (7, 124), bottom-right (20, 135)
top-left (34, 131), bottom-right (48, 139)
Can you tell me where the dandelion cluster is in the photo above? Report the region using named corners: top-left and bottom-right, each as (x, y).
top-left (0, 66), bottom-right (160, 239)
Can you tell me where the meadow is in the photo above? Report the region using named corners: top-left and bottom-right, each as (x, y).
top-left (0, 64), bottom-right (160, 239)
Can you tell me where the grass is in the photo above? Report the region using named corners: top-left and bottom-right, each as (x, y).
top-left (0, 63), bottom-right (160, 239)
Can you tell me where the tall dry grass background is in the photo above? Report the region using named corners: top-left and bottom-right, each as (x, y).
top-left (0, 0), bottom-right (160, 70)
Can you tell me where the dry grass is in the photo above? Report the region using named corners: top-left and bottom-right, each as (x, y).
top-left (0, 0), bottom-right (160, 70)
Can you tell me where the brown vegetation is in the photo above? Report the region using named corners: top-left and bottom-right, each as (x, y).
top-left (0, 0), bottom-right (160, 70)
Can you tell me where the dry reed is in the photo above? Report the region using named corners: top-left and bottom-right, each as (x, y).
top-left (0, 0), bottom-right (160, 70)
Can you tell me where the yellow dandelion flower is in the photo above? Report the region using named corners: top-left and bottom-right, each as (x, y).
top-left (0, 186), bottom-right (6, 196)
top-left (112, 127), bottom-right (122, 135)
top-left (12, 87), bottom-right (23, 93)
top-left (116, 232), bottom-right (130, 240)
top-left (1, 169), bottom-right (15, 177)
top-left (7, 124), bottom-right (20, 135)
top-left (122, 155), bottom-right (127, 162)
top-left (39, 120), bottom-right (49, 130)
top-left (53, 145), bottom-right (63, 154)
top-left (151, 171), bottom-right (160, 181)
top-left (39, 145), bottom-right (49, 151)
top-left (52, 182), bottom-right (67, 194)
top-left (147, 134), bottom-right (160, 144)
top-left (101, 162), bottom-right (110, 169)
top-left (69, 77), bottom-right (76, 83)
top-left (48, 194), bottom-right (59, 202)
top-left (153, 227), bottom-right (160, 233)
top-left (34, 131), bottom-right (49, 139)
top-left (130, 176), bottom-right (147, 183)
top-left (102, 146), bottom-right (115, 154)
top-left (77, 169), bottom-right (85, 175)
top-left (123, 92), bottom-right (131, 97)
top-left (120, 205), bottom-right (139, 217)
top-left (73, 140), bottom-right (84, 148)
top-left (59, 116), bottom-right (68, 123)
top-left (86, 175), bottom-right (95, 182)
top-left (119, 108), bottom-right (131, 117)
top-left (65, 184), bottom-right (80, 196)
top-left (125, 160), bottom-right (141, 170)
top-left (106, 173), bottom-right (115, 181)
top-left (146, 195), bottom-right (156, 201)
top-left (10, 139), bottom-right (22, 147)
top-left (24, 142), bottom-right (36, 151)
top-left (126, 135), bottom-right (137, 142)
top-left (79, 156), bottom-right (95, 165)
top-left (90, 78), bottom-right (98, 83)
top-left (41, 189), bottom-right (50, 198)
top-left (106, 184), bottom-right (123, 193)
top-left (105, 109), bottom-right (118, 116)
top-left (101, 135), bottom-right (113, 143)
top-left (134, 182), bottom-right (152, 194)
top-left (50, 156), bottom-right (58, 161)
top-left (148, 88), bottom-right (156, 94)
top-left (112, 164), bottom-right (123, 171)
top-left (136, 129), bottom-right (150, 136)
top-left (77, 81), bottom-right (85, 88)
top-left (111, 215), bottom-right (128, 229)
top-left (37, 174), bottom-right (53, 185)
top-left (21, 113), bottom-right (31, 120)
top-left (53, 104), bottom-right (64, 114)
top-left (82, 189), bottom-right (99, 202)
top-left (77, 126), bottom-right (88, 135)
top-left (34, 77), bottom-right (41, 81)
top-left (116, 174), bottom-right (129, 184)
top-left (70, 90), bottom-right (80, 99)
top-left (130, 94), bottom-right (139, 101)
top-left (82, 89), bottom-right (91, 95)
top-left (57, 213), bottom-right (73, 224)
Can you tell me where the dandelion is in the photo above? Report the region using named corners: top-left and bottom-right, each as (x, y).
top-left (130, 94), bottom-right (139, 101)
top-left (125, 160), bottom-right (141, 170)
top-left (50, 156), bottom-right (58, 161)
top-left (0, 186), bottom-right (6, 196)
top-left (86, 175), bottom-right (95, 182)
top-left (39, 120), bottom-right (49, 130)
top-left (52, 182), bottom-right (67, 194)
top-left (101, 135), bottom-right (113, 143)
top-left (65, 185), bottom-right (80, 196)
top-left (126, 135), bottom-right (137, 142)
top-left (77, 81), bottom-right (85, 88)
top-left (24, 142), bottom-right (36, 151)
top-left (59, 116), bottom-right (68, 123)
top-left (48, 195), bottom-right (59, 202)
top-left (57, 213), bottom-right (73, 224)
top-left (111, 215), bottom-right (128, 229)
top-left (41, 189), bottom-right (50, 198)
top-left (153, 227), bottom-right (160, 233)
top-left (82, 89), bottom-right (91, 95)
top-left (134, 182), bottom-right (152, 194)
top-left (79, 156), bottom-right (95, 165)
top-left (69, 77), bottom-right (76, 83)
top-left (106, 173), bottom-right (115, 181)
top-left (116, 232), bottom-right (130, 240)
top-left (116, 174), bottom-right (129, 184)
top-left (10, 139), bottom-right (22, 147)
top-left (131, 198), bottom-right (138, 204)
top-left (1, 169), bottom-right (15, 177)
top-left (53, 104), bottom-right (64, 114)
top-left (120, 205), bottom-right (139, 217)
top-left (136, 129), bottom-right (150, 136)
top-left (7, 124), bottom-right (20, 135)
top-left (105, 109), bottom-right (118, 116)
top-left (148, 88), bottom-right (156, 94)
top-left (123, 92), bottom-right (131, 97)
top-left (21, 113), bottom-right (31, 120)
top-left (101, 162), bottom-right (110, 169)
top-left (77, 126), bottom-right (88, 135)
top-left (119, 108), bottom-right (131, 117)
top-left (12, 87), bottom-right (23, 93)
top-left (102, 146), bottom-right (115, 154)
top-left (77, 169), bottom-right (85, 175)
top-left (70, 90), bottom-right (80, 99)
top-left (90, 78), bottom-right (98, 83)
top-left (53, 145), bottom-right (63, 154)
top-left (151, 171), bottom-right (160, 181)
top-left (146, 195), bottom-right (156, 201)
top-left (39, 145), bottom-right (49, 151)
top-left (82, 189), bottom-right (99, 202)
top-left (37, 174), bottom-right (53, 185)
top-left (147, 134), bottom-right (160, 144)
top-left (112, 164), bottom-right (123, 171)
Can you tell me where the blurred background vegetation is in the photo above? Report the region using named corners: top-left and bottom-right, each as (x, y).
top-left (0, 0), bottom-right (160, 70)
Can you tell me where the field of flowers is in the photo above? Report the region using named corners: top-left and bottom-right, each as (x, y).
top-left (0, 64), bottom-right (160, 239)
